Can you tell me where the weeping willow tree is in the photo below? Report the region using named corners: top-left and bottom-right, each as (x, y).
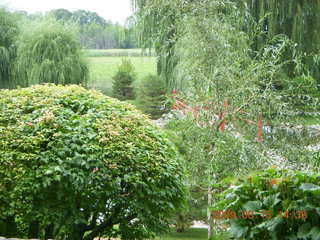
top-left (0, 8), bottom-right (19, 89)
top-left (132, 0), bottom-right (181, 90)
top-left (241, 0), bottom-right (320, 86)
top-left (133, 0), bottom-right (320, 90)
top-left (15, 19), bottom-right (89, 87)
top-left (133, 0), bottom-right (320, 238)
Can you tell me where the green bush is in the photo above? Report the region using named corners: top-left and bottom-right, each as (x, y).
top-left (213, 167), bottom-right (320, 240)
top-left (112, 58), bottom-right (136, 100)
top-left (0, 84), bottom-right (185, 240)
top-left (137, 74), bottom-right (167, 119)
top-left (15, 19), bottom-right (89, 87)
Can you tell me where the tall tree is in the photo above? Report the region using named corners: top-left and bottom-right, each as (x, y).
top-left (0, 8), bottom-right (19, 89)
top-left (133, 1), bottom-right (319, 238)
top-left (132, 0), bottom-right (180, 89)
top-left (15, 19), bottom-right (89, 86)
top-left (133, 0), bottom-right (320, 90)
top-left (241, 0), bottom-right (320, 87)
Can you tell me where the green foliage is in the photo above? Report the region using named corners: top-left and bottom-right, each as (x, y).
top-left (239, 0), bottom-right (320, 87)
top-left (15, 19), bottom-right (89, 86)
top-left (133, 0), bottom-right (179, 89)
top-left (0, 8), bottom-right (19, 89)
top-left (112, 58), bottom-right (136, 100)
top-left (136, 74), bottom-right (167, 119)
top-left (213, 167), bottom-right (320, 240)
top-left (134, 1), bottom-right (320, 238)
top-left (0, 84), bottom-right (185, 240)
top-left (134, 0), bottom-right (320, 92)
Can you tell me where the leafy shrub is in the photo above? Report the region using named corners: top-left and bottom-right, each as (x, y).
top-left (15, 19), bottom-right (89, 86)
top-left (136, 74), bottom-right (167, 119)
top-left (112, 58), bottom-right (136, 100)
top-left (213, 167), bottom-right (320, 240)
top-left (0, 84), bottom-right (185, 240)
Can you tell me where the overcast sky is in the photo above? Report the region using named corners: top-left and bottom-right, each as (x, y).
top-left (1, 0), bottom-right (133, 24)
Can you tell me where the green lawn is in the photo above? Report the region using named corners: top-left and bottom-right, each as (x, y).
top-left (155, 228), bottom-right (230, 240)
top-left (157, 229), bottom-right (208, 240)
top-left (99, 229), bottom-right (229, 240)
top-left (85, 48), bottom-right (155, 57)
top-left (88, 56), bottom-right (156, 96)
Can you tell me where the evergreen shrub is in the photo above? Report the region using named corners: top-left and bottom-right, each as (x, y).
top-left (137, 74), bottom-right (167, 119)
top-left (112, 58), bottom-right (136, 101)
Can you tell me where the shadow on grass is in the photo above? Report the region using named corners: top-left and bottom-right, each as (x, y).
top-left (156, 228), bottom-right (230, 240)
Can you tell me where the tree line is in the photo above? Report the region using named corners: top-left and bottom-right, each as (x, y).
top-left (0, 8), bottom-right (89, 89)
top-left (47, 9), bottom-right (139, 49)
top-left (0, 6), bottom-right (140, 89)
top-left (13, 8), bottom-right (139, 49)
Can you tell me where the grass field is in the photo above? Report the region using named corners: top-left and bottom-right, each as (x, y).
top-left (85, 48), bottom-right (155, 57)
top-left (155, 228), bottom-right (230, 240)
top-left (157, 228), bottom-right (208, 240)
top-left (88, 56), bottom-right (156, 96)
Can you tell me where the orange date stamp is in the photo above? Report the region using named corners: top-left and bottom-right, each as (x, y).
top-left (211, 209), bottom-right (308, 220)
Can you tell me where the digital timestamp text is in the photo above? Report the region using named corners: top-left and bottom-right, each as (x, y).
top-left (211, 209), bottom-right (308, 220)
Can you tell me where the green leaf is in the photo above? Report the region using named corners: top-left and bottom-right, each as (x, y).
top-left (300, 183), bottom-right (320, 195)
top-left (230, 221), bottom-right (248, 239)
top-left (256, 217), bottom-right (283, 231)
top-left (297, 223), bottom-right (312, 238)
top-left (243, 200), bottom-right (262, 211)
top-left (310, 226), bottom-right (320, 239)
top-left (285, 234), bottom-right (298, 240)
top-left (263, 193), bottom-right (281, 208)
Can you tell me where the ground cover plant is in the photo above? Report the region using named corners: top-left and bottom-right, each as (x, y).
top-left (213, 167), bottom-right (320, 240)
top-left (0, 84), bottom-right (185, 240)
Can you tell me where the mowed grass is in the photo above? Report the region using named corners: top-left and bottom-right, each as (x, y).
top-left (156, 229), bottom-right (208, 240)
top-left (88, 56), bottom-right (156, 96)
top-left (155, 228), bottom-right (230, 240)
top-left (85, 48), bottom-right (155, 57)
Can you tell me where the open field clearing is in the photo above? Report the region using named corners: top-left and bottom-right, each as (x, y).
top-left (85, 48), bottom-right (155, 57)
top-left (88, 56), bottom-right (156, 96)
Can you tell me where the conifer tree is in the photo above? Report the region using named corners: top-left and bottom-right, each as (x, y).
top-left (112, 58), bottom-right (136, 100)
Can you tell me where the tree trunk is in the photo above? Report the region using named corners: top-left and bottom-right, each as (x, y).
top-left (2, 217), bottom-right (18, 237)
top-left (207, 186), bottom-right (213, 239)
top-left (28, 221), bottom-right (40, 238)
top-left (45, 224), bottom-right (54, 239)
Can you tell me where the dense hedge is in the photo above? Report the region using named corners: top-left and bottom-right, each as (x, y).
top-left (213, 167), bottom-right (320, 240)
top-left (0, 84), bottom-right (185, 240)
